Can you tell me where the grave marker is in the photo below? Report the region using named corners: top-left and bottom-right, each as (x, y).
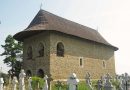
top-left (43, 75), bottom-right (48, 90)
top-left (67, 73), bottom-right (79, 90)
top-left (12, 76), bottom-right (18, 90)
top-left (19, 69), bottom-right (26, 90)
top-left (0, 78), bottom-right (4, 90)
top-left (104, 73), bottom-right (113, 90)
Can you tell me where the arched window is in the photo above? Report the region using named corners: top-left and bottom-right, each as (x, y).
top-left (27, 46), bottom-right (33, 59)
top-left (37, 69), bottom-right (44, 78)
top-left (26, 70), bottom-right (32, 76)
top-left (57, 42), bottom-right (64, 57)
top-left (38, 43), bottom-right (44, 57)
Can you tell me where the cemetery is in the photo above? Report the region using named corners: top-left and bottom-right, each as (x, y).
top-left (1, 70), bottom-right (130, 90)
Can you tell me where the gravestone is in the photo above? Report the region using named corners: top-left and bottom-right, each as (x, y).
top-left (67, 73), bottom-right (79, 90)
top-left (85, 72), bottom-right (93, 90)
top-left (115, 75), bottom-right (120, 82)
top-left (101, 75), bottom-right (106, 85)
top-left (119, 77), bottom-right (123, 90)
top-left (19, 69), bottom-right (26, 90)
top-left (97, 80), bottom-right (102, 90)
top-left (121, 74), bottom-right (126, 90)
top-left (43, 75), bottom-right (48, 90)
top-left (12, 76), bottom-right (18, 90)
top-left (28, 77), bottom-right (32, 90)
top-left (0, 78), bottom-right (4, 90)
top-left (104, 73), bottom-right (113, 90)
top-left (124, 73), bottom-right (130, 90)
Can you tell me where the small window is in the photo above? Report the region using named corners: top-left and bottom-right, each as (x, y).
top-left (57, 42), bottom-right (64, 57)
top-left (79, 58), bottom-right (83, 67)
top-left (103, 61), bottom-right (106, 68)
top-left (38, 43), bottom-right (44, 57)
top-left (27, 46), bottom-right (33, 59)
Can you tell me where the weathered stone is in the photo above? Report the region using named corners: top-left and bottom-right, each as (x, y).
top-left (19, 69), bottom-right (26, 90)
top-left (104, 73), bottom-right (113, 90)
top-left (97, 80), bottom-right (102, 90)
top-left (12, 76), bottom-right (18, 90)
top-left (67, 73), bottom-right (79, 90)
top-left (23, 31), bottom-right (116, 80)
top-left (28, 77), bottom-right (32, 90)
top-left (0, 78), bottom-right (4, 90)
top-left (86, 72), bottom-right (93, 90)
top-left (43, 75), bottom-right (48, 90)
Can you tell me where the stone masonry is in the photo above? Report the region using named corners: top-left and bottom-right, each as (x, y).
top-left (23, 31), bottom-right (116, 80)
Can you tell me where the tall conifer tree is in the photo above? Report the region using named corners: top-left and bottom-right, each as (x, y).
top-left (1, 35), bottom-right (23, 77)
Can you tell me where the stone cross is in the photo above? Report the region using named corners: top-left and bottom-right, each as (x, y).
top-left (101, 75), bottom-right (106, 85)
top-left (120, 74), bottom-right (126, 89)
top-left (115, 75), bottom-right (119, 82)
top-left (124, 73), bottom-right (129, 81)
top-left (19, 69), bottom-right (26, 90)
top-left (0, 78), bottom-right (4, 90)
top-left (28, 77), bottom-right (32, 90)
top-left (12, 76), bottom-right (18, 90)
top-left (104, 73), bottom-right (113, 90)
top-left (42, 75), bottom-right (48, 90)
top-left (105, 73), bottom-right (112, 82)
top-left (97, 80), bottom-right (102, 90)
top-left (67, 73), bottom-right (79, 90)
top-left (85, 72), bottom-right (93, 90)
top-left (119, 78), bottom-right (123, 90)
top-left (86, 72), bottom-right (91, 84)
top-left (124, 73), bottom-right (130, 90)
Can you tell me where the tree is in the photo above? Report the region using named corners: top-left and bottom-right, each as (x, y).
top-left (1, 35), bottom-right (23, 77)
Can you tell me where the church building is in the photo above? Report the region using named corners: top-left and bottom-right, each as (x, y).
top-left (14, 9), bottom-right (118, 80)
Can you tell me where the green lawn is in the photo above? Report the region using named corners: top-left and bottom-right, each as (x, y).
top-left (51, 81), bottom-right (95, 90)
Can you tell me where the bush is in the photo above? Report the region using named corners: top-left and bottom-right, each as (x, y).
top-left (31, 76), bottom-right (44, 90)
top-left (52, 81), bottom-right (94, 90)
top-left (112, 80), bottom-right (120, 89)
top-left (78, 81), bottom-right (90, 90)
top-left (52, 81), bottom-right (67, 90)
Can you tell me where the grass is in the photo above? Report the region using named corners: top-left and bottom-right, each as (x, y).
top-left (78, 82), bottom-right (90, 90)
top-left (51, 80), bottom-right (121, 90)
top-left (51, 81), bottom-right (95, 90)
top-left (4, 78), bottom-right (121, 90)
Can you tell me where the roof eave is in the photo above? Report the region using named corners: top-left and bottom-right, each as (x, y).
top-left (13, 30), bottom-right (118, 51)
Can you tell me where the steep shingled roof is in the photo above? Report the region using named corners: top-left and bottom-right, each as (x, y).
top-left (14, 9), bottom-right (118, 51)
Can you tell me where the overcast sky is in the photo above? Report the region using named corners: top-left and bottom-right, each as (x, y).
top-left (0, 0), bottom-right (130, 74)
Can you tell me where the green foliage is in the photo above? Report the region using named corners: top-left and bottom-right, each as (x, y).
top-left (92, 80), bottom-right (98, 88)
top-left (78, 81), bottom-right (90, 90)
top-left (1, 35), bottom-right (23, 77)
top-left (52, 81), bottom-right (92, 90)
top-left (31, 76), bottom-right (45, 90)
top-left (112, 80), bottom-right (120, 89)
top-left (52, 80), bottom-right (121, 90)
top-left (52, 81), bottom-right (67, 90)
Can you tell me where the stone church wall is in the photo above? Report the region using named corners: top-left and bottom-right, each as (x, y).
top-left (22, 31), bottom-right (116, 79)
top-left (50, 31), bottom-right (116, 79)
top-left (23, 31), bottom-right (50, 76)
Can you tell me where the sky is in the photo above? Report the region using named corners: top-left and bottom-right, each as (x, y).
top-left (0, 0), bottom-right (130, 74)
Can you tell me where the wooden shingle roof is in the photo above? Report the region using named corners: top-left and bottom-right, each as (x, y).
top-left (14, 9), bottom-right (118, 51)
